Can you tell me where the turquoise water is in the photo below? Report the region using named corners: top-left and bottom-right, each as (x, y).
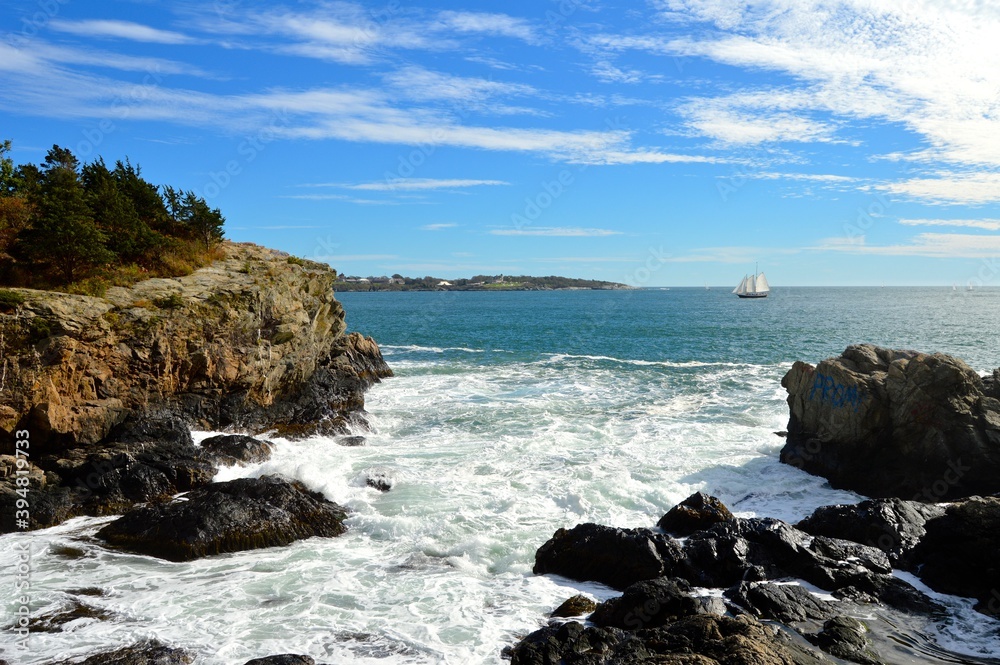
top-left (3, 287), bottom-right (1000, 663)
top-left (338, 287), bottom-right (1000, 370)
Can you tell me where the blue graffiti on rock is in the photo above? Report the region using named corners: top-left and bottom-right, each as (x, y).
top-left (808, 372), bottom-right (866, 413)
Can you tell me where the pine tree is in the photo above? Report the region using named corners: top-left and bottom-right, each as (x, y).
top-left (19, 146), bottom-right (112, 282)
top-left (83, 158), bottom-right (160, 264)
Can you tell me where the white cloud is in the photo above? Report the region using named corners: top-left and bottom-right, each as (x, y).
top-left (814, 233), bottom-right (1000, 258)
top-left (898, 218), bottom-right (1000, 231)
top-left (437, 11), bottom-right (538, 43)
top-left (878, 172), bottom-right (1000, 205)
top-left (50, 19), bottom-right (197, 44)
top-left (421, 223), bottom-right (459, 231)
top-left (587, 0), bottom-right (1000, 201)
top-left (490, 227), bottom-right (622, 237)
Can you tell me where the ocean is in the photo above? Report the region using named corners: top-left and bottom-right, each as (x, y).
top-left (3, 287), bottom-right (1000, 663)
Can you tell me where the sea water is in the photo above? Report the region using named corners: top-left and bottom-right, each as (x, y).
top-left (3, 288), bottom-right (1000, 663)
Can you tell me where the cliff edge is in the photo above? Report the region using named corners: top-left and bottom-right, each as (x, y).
top-left (0, 241), bottom-right (392, 454)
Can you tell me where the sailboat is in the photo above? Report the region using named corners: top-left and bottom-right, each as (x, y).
top-left (733, 264), bottom-right (770, 299)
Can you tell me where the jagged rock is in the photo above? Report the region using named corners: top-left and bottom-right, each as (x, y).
top-left (780, 344), bottom-right (1000, 500)
top-left (797, 498), bottom-right (944, 566)
top-left (244, 657), bottom-right (316, 665)
top-left (550, 595), bottom-right (597, 619)
top-left (32, 599), bottom-right (116, 632)
top-left (53, 641), bottom-right (193, 664)
top-left (0, 242), bottom-right (392, 453)
top-left (679, 517), bottom-right (814, 587)
top-left (507, 614), bottom-right (834, 664)
top-left (807, 616), bottom-right (881, 665)
top-left (725, 581), bottom-right (835, 624)
top-left (657, 492), bottom-right (734, 536)
top-left (911, 495), bottom-right (1000, 616)
top-left (533, 523), bottom-right (684, 590)
top-left (199, 434), bottom-right (273, 465)
top-left (96, 475), bottom-right (348, 561)
top-left (337, 435), bottom-right (366, 446)
top-left (591, 577), bottom-right (723, 629)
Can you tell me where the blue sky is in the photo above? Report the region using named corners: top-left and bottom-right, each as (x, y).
top-left (3, 0), bottom-right (1000, 286)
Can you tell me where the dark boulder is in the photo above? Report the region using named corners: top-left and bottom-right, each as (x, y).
top-left (337, 435), bottom-right (366, 447)
top-left (590, 577), bottom-right (723, 630)
top-left (657, 492), bottom-right (734, 536)
top-left (105, 413), bottom-right (193, 448)
top-left (244, 657), bottom-right (316, 665)
top-left (780, 344), bottom-right (1000, 500)
top-left (806, 616), bottom-right (881, 665)
top-left (53, 641), bottom-right (193, 665)
top-left (550, 595), bottom-right (597, 619)
top-left (911, 496), bottom-right (1000, 616)
top-left (679, 517), bottom-right (813, 587)
top-left (200, 434), bottom-right (273, 465)
top-left (797, 498), bottom-right (944, 566)
top-left (725, 581), bottom-right (835, 624)
top-left (508, 614), bottom-right (833, 664)
top-left (97, 475), bottom-right (348, 561)
top-left (533, 523), bottom-right (684, 590)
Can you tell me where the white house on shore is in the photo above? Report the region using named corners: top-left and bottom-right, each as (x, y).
top-left (437, 281), bottom-right (453, 287)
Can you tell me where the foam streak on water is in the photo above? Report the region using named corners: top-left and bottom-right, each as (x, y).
top-left (4, 288), bottom-right (1000, 662)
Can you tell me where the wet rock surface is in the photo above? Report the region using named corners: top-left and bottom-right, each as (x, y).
top-left (96, 474), bottom-right (348, 561)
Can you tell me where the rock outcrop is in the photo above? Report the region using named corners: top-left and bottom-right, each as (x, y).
top-left (780, 344), bottom-right (1000, 500)
top-left (97, 474), bottom-right (348, 561)
top-left (0, 242), bottom-right (392, 454)
top-left (511, 493), bottom-right (963, 664)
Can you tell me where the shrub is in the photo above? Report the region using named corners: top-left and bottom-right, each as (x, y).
top-left (153, 294), bottom-right (185, 309)
top-left (0, 288), bottom-right (25, 310)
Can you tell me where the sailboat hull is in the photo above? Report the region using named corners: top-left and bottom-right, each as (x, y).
top-left (737, 293), bottom-right (768, 298)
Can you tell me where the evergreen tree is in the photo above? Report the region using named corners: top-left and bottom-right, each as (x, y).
top-left (0, 140), bottom-right (15, 196)
top-left (83, 158), bottom-right (160, 263)
top-left (173, 190), bottom-right (225, 249)
top-left (18, 146), bottom-right (112, 282)
top-left (113, 159), bottom-right (172, 234)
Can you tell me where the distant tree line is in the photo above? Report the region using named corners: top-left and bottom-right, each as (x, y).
top-left (0, 140), bottom-right (225, 292)
top-left (334, 273), bottom-right (629, 291)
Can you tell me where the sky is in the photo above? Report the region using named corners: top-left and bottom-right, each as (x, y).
top-left (3, 0), bottom-right (1000, 286)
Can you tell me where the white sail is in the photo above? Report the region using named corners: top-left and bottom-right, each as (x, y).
top-left (755, 272), bottom-right (770, 293)
top-left (733, 275), bottom-right (747, 294)
top-left (747, 274), bottom-right (757, 293)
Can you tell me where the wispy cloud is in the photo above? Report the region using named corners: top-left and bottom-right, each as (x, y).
top-left (898, 218), bottom-right (1000, 231)
top-left (814, 233), bottom-right (1000, 258)
top-left (314, 254), bottom-right (399, 262)
top-left (490, 227), bottom-right (622, 237)
top-left (421, 223), bottom-right (459, 231)
top-left (323, 178), bottom-right (510, 192)
top-left (50, 19), bottom-right (197, 45)
top-left (878, 172), bottom-right (1000, 206)
top-left (437, 11), bottom-right (538, 44)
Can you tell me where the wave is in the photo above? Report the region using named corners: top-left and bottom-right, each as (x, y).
top-left (541, 353), bottom-right (772, 369)
top-left (382, 344), bottom-right (491, 355)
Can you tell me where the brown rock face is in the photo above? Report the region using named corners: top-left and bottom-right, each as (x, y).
top-left (0, 242), bottom-right (392, 453)
top-left (780, 344), bottom-right (1000, 500)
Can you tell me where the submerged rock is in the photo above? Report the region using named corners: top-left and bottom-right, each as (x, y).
top-left (53, 641), bottom-right (193, 665)
top-left (807, 616), bottom-right (881, 665)
top-left (97, 475), bottom-right (348, 561)
top-left (243, 657), bottom-right (316, 665)
top-left (780, 344), bottom-right (1000, 500)
top-left (657, 491), bottom-right (734, 536)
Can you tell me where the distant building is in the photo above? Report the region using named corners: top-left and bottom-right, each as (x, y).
top-left (388, 277), bottom-right (404, 285)
top-left (437, 280), bottom-right (453, 287)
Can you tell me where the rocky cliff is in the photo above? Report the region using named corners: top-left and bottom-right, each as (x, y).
top-left (780, 344), bottom-right (1000, 500)
top-left (0, 242), bottom-right (392, 454)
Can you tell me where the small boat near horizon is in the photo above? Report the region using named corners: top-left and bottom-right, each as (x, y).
top-left (733, 264), bottom-right (770, 298)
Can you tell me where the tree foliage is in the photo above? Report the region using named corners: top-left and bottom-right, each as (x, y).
top-left (0, 141), bottom-right (226, 289)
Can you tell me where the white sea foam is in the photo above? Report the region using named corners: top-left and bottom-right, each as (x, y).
top-left (4, 354), bottom-right (999, 663)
